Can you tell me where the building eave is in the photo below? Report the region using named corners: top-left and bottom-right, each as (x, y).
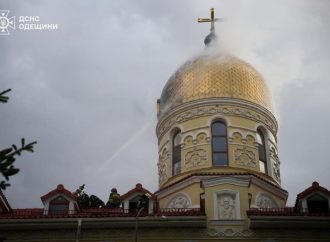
top-left (0, 216), bottom-right (207, 230)
top-left (249, 216), bottom-right (330, 229)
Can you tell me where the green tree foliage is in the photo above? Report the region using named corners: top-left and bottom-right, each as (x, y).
top-left (0, 89), bottom-right (37, 189)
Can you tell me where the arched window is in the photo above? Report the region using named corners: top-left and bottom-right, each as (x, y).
top-left (257, 129), bottom-right (267, 174)
top-left (212, 121), bottom-right (228, 166)
top-left (172, 131), bottom-right (182, 175)
top-left (49, 196), bottom-right (69, 215)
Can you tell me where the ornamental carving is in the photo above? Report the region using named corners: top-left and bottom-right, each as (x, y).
top-left (167, 194), bottom-right (191, 208)
top-left (234, 147), bottom-right (256, 167)
top-left (256, 194), bottom-right (277, 208)
top-left (218, 193), bottom-right (236, 219)
top-left (231, 132), bottom-right (243, 143)
top-left (246, 134), bottom-right (255, 146)
top-left (157, 103), bottom-right (277, 140)
top-left (184, 148), bottom-right (207, 168)
top-left (183, 135), bottom-right (193, 146)
top-left (196, 132), bottom-right (207, 144)
top-left (206, 228), bottom-right (254, 237)
top-left (158, 148), bottom-right (169, 185)
top-left (270, 146), bottom-right (281, 182)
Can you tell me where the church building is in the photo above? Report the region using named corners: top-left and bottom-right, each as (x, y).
top-left (0, 8), bottom-right (330, 242)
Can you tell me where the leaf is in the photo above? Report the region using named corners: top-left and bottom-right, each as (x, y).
top-left (0, 181), bottom-right (10, 189)
top-left (0, 89), bottom-right (11, 103)
top-left (0, 89), bottom-right (11, 96)
top-left (0, 148), bottom-right (13, 155)
top-left (11, 144), bottom-right (17, 151)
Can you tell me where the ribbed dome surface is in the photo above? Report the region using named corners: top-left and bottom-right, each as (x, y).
top-left (160, 54), bottom-right (273, 114)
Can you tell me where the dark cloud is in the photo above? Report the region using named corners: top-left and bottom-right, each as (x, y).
top-left (0, 0), bottom-right (329, 207)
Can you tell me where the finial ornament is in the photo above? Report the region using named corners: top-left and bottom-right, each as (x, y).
top-left (197, 8), bottom-right (222, 32)
top-left (198, 8), bottom-right (223, 46)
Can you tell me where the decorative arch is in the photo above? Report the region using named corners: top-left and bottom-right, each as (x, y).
top-left (231, 132), bottom-right (243, 143)
top-left (211, 120), bottom-right (228, 166)
top-left (255, 193), bottom-right (278, 208)
top-left (167, 193), bottom-right (192, 208)
top-left (183, 135), bottom-right (193, 146)
top-left (196, 132), bottom-right (207, 144)
top-left (207, 115), bottom-right (230, 127)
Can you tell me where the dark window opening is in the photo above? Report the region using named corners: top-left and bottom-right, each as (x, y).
top-left (257, 129), bottom-right (267, 174)
top-left (129, 194), bottom-right (149, 214)
top-left (172, 131), bottom-right (182, 175)
top-left (212, 121), bottom-right (228, 166)
top-left (49, 196), bottom-right (69, 215)
top-left (307, 194), bottom-right (329, 213)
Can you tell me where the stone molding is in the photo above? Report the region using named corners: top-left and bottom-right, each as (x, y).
top-left (156, 98), bottom-right (278, 140)
top-left (201, 176), bottom-right (251, 188)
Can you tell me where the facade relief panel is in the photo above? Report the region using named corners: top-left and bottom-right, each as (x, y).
top-left (218, 193), bottom-right (236, 219)
top-left (229, 131), bottom-right (258, 169)
top-left (270, 144), bottom-right (281, 183)
top-left (233, 147), bottom-right (257, 168)
top-left (214, 190), bottom-right (241, 220)
top-left (184, 147), bottom-right (208, 169)
top-left (255, 193), bottom-right (278, 208)
top-left (167, 193), bottom-right (192, 208)
top-left (158, 147), bottom-right (169, 186)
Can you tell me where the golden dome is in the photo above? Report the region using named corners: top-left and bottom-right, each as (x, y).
top-left (159, 54), bottom-right (274, 114)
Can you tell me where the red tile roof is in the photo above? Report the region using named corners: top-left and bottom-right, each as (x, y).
top-left (120, 183), bottom-right (156, 200)
top-left (0, 208), bottom-right (204, 219)
top-left (40, 184), bottom-right (77, 203)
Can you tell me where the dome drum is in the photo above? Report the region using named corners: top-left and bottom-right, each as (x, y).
top-left (157, 104), bottom-right (280, 189)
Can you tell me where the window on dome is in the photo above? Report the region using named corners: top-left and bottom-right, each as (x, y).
top-left (212, 121), bottom-right (228, 166)
top-left (172, 131), bottom-right (182, 175)
top-left (257, 129), bottom-right (267, 174)
top-left (49, 196), bottom-right (69, 215)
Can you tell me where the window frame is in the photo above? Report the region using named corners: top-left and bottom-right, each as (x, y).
top-left (211, 121), bottom-right (228, 166)
top-left (172, 130), bottom-right (182, 176)
top-left (49, 195), bottom-right (70, 215)
top-left (257, 128), bottom-right (268, 174)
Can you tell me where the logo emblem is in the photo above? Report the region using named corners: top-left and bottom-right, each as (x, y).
top-left (0, 10), bottom-right (15, 35)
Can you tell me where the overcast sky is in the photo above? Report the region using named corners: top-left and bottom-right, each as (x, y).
top-left (1, 0), bottom-right (329, 208)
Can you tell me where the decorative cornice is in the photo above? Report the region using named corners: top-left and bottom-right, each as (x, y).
top-left (156, 98), bottom-right (278, 140)
top-left (250, 176), bottom-right (288, 200)
top-left (201, 176), bottom-right (251, 188)
top-left (156, 176), bottom-right (202, 199)
top-left (156, 172), bottom-right (287, 197)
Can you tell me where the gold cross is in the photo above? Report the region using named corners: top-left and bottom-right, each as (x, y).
top-left (198, 8), bottom-right (222, 31)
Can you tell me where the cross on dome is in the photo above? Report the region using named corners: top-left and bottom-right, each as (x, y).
top-left (197, 8), bottom-right (222, 32)
top-left (197, 8), bottom-right (223, 46)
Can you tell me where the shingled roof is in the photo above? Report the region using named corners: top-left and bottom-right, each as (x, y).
top-left (40, 184), bottom-right (77, 203)
top-left (120, 183), bottom-right (156, 200)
